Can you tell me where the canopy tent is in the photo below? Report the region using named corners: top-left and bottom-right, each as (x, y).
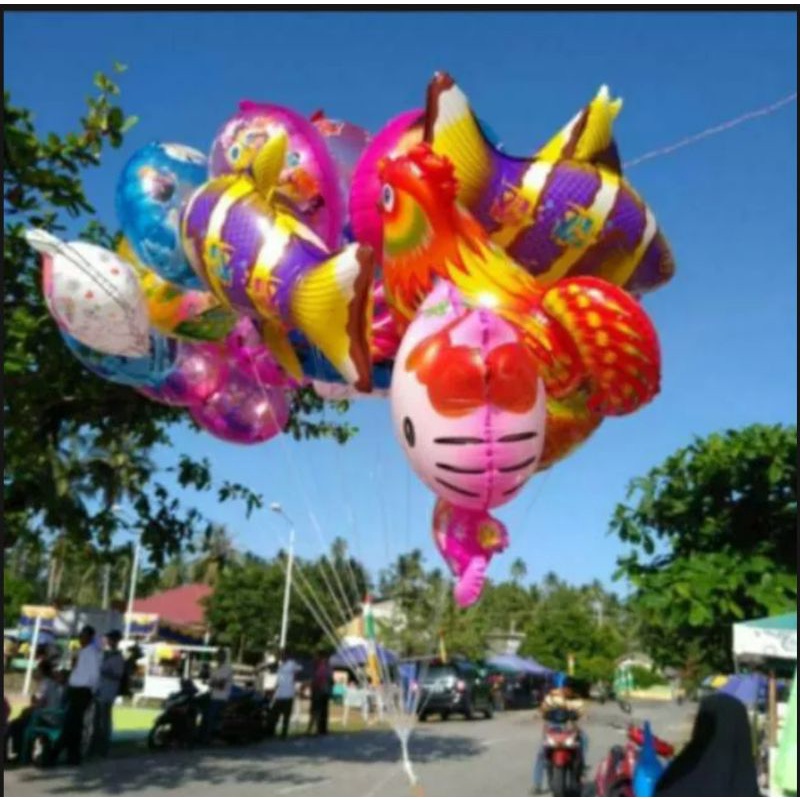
top-left (329, 643), bottom-right (398, 670)
top-left (773, 669), bottom-right (797, 796)
top-left (733, 612), bottom-right (797, 664)
top-left (487, 653), bottom-right (553, 676)
top-left (718, 673), bottom-right (767, 706)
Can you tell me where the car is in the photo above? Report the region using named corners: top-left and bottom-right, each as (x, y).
top-left (416, 659), bottom-right (494, 722)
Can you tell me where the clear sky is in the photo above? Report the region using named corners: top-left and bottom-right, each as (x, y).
top-left (5, 10), bottom-right (797, 590)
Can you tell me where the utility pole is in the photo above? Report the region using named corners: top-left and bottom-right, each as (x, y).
top-left (270, 502), bottom-right (295, 658)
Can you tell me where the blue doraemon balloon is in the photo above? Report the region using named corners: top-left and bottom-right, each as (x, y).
top-left (116, 142), bottom-right (208, 289)
top-left (62, 330), bottom-right (179, 389)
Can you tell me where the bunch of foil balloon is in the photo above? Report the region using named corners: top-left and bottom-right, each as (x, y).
top-left (27, 72), bottom-right (675, 605)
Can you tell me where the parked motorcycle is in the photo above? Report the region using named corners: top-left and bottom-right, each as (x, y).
top-left (594, 722), bottom-right (674, 796)
top-left (148, 679), bottom-right (205, 750)
top-left (542, 708), bottom-right (584, 796)
top-left (215, 686), bottom-right (270, 744)
top-left (148, 682), bottom-right (270, 749)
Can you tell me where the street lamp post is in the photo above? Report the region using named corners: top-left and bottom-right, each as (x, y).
top-left (113, 505), bottom-right (141, 642)
top-left (270, 502), bottom-right (295, 656)
top-left (124, 534), bottom-right (141, 642)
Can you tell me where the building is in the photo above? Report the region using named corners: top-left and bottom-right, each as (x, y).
top-left (132, 583), bottom-right (213, 643)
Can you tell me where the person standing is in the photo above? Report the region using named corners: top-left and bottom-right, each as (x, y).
top-left (655, 693), bottom-right (759, 797)
top-left (201, 648), bottom-right (233, 744)
top-left (270, 650), bottom-right (301, 739)
top-left (92, 630), bottom-right (125, 757)
top-left (50, 625), bottom-right (100, 766)
top-left (307, 651), bottom-right (333, 735)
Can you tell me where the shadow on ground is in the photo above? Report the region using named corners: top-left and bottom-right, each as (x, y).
top-left (5, 729), bottom-right (484, 796)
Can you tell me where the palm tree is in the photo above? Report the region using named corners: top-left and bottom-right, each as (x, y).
top-left (510, 557), bottom-right (528, 585)
top-left (191, 525), bottom-right (239, 586)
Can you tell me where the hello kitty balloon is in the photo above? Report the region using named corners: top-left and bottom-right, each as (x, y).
top-left (390, 281), bottom-right (548, 605)
top-left (390, 281), bottom-right (547, 511)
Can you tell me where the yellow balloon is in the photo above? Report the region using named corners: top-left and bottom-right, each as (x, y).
top-left (118, 238), bottom-right (236, 342)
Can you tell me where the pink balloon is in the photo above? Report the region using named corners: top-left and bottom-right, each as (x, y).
top-left (433, 499), bottom-right (509, 608)
top-left (310, 113), bottom-right (371, 210)
top-left (224, 317), bottom-right (295, 388)
top-left (390, 282), bottom-right (547, 511)
top-left (135, 342), bottom-right (227, 407)
top-left (190, 370), bottom-right (289, 445)
top-left (159, 342), bottom-right (228, 406)
top-left (349, 109), bottom-right (423, 256)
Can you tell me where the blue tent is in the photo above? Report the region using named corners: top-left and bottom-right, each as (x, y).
top-left (329, 643), bottom-right (398, 670)
top-left (719, 673), bottom-right (768, 706)
top-left (487, 653), bottom-right (553, 676)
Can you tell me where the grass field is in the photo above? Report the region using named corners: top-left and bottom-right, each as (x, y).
top-left (7, 699), bottom-right (376, 749)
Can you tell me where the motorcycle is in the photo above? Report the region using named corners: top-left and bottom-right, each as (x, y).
top-left (148, 678), bottom-right (205, 750)
top-left (215, 686), bottom-right (271, 744)
top-left (542, 708), bottom-right (584, 796)
top-left (148, 682), bottom-right (270, 749)
top-left (594, 723), bottom-right (674, 797)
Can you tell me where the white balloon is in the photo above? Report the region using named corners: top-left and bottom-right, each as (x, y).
top-left (311, 380), bottom-right (389, 401)
top-left (26, 229), bottom-right (150, 357)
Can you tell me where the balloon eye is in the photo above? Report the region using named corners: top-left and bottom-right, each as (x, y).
top-left (286, 151), bottom-right (301, 167)
top-left (403, 416), bottom-right (415, 448)
top-left (381, 184), bottom-right (395, 212)
top-left (229, 145), bottom-right (241, 162)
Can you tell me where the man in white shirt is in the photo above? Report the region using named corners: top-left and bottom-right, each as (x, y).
top-left (201, 649), bottom-right (234, 744)
top-left (269, 649), bottom-right (302, 739)
top-left (50, 625), bottom-right (101, 766)
top-left (92, 630), bottom-right (125, 757)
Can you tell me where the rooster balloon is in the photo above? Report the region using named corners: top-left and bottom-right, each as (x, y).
top-left (25, 71), bottom-right (674, 606)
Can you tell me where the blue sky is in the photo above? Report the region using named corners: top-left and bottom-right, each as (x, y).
top-left (5, 11), bottom-right (797, 590)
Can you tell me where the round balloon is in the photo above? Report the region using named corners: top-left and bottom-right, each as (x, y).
top-left (310, 112), bottom-right (370, 231)
top-left (27, 229), bottom-right (150, 358)
top-left (156, 341), bottom-right (228, 406)
top-left (209, 101), bottom-right (343, 249)
top-left (116, 142), bottom-right (208, 289)
top-left (224, 318), bottom-right (294, 389)
top-left (190, 369), bottom-right (289, 445)
top-left (391, 282), bottom-right (547, 511)
top-left (62, 329), bottom-right (178, 388)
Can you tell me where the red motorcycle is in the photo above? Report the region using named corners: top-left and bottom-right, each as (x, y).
top-left (594, 725), bottom-right (674, 796)
top-left (542, 709), bottom-right (584, 796)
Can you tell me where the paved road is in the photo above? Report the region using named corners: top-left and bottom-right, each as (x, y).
top-left (4, 701), bottom-right (694, 797)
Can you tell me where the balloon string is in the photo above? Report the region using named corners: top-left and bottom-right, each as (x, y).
top-left (623, 91), bottom-right (797, 169)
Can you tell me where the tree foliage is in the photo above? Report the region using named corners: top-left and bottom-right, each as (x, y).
top-left (204, 539), bottom-right (370, 662)
top-left (3, 66), bottom-right (354, 564)
top-left (377, 552), bottom-right (629, 682)
top-left (612, 424), bottom-right (798, 672)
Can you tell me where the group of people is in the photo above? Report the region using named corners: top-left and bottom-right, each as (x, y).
top-left (530, 677), bottom-right (760, 797)
top-left (265, 649), bottom-right (335, 739)
top-left (5, 625), bottom-right (132, 766)
top-left (197, 648), bottom-right (335, 745)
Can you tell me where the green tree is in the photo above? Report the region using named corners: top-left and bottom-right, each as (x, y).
top-left (4, 67), bottom-right (355, 566)
top-left (612, 424), bottom-right (798, 672)
top-left (510, 557), bottom-right (528, 585)
top-left (205, 539), bottom-right (371, 662)
top-left (190, 525), bottom-right (239, 586)
top-left (519, 580), bottom-right (627, 682)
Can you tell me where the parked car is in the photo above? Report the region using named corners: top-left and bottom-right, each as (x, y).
top-left (417, 659), bottom-right (494, 722)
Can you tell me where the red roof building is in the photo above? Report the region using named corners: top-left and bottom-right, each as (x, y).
top-left (133, 584), bottom-right (212, 638)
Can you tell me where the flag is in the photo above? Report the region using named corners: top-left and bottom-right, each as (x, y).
top-left (363, 596), bottom-right (381, 686)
